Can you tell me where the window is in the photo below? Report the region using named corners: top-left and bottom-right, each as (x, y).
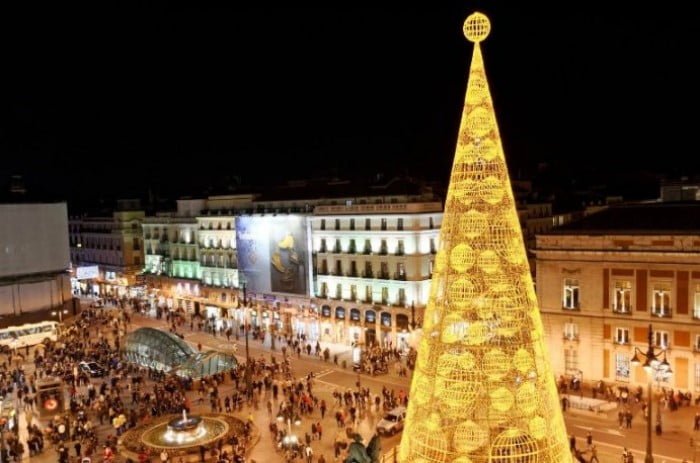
top-left (335, 284), bottom-right (342, 299)
top-left (396, 240), bottom-right (405, 256)
top-left (319, 282), bottom-right (328, 298)
top-left (350, 218), bottom-right (355, 230)
top-left (615, 353), bottom-right (630, 382)
top-left (430, 238), bottom-right (436, 254)
top-left (320, 239), bottom-right (327, 253)
top-left (380, 262), bottom-right (389, 279)
top-left (381, 218), bottom-right (387, 231)
top-left (320, 219), bottom-right (326, 230)
top-left (429, 217), bottom-right (434, 229)
top-left (397, 218), bottom-right (404, 231)
top-left (380, 240), bottom-right (388, 255)
top-left (365, 218), bottom-right (371, 231)
top-left (653, 330), bottom-right (670, 349)
top-left (652, 283), bottom-right (671, 317)
top-left (695, 335), bottom-right (700, 352)
top-left (615, 328), bottom-right (630, 345)
top-left (563, 322), bottom-right (578, 340)
top-left (381, 287), bottom-right (389, 305)
top-left (563, 279), bottom-right (580, 309)
top-left (398, 288), bottom-right (406, 306)
top-left (365, 285), bottom-right (372, 303)
top-left (613, 280), bottom-right (632, 313)
top-left (564, 348), bottom-right (578, 373)
top-left (364, 262), bottom-right (373, 278)
top-left (334, 239), bottom-right (341, 253)
top-left (694, 284), bottom-right (700, 319)
top-left (363, 240), bottom-right (372, 254)
top-left (335, 219), bottom-right (340, 230)
top-left (348, 239), bottom-right (356, 254)
top-left (350, 285), bottom-right (357, 301)
top-left (397, 262), bottom-right (405, 279)
top-left (335, 260), bottom-right (342, 276)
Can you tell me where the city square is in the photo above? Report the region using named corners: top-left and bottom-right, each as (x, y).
top-left (1, 5), bottom-right (699, 463)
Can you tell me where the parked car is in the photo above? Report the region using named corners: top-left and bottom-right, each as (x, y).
top-left (79, 361), bottom-right (106, 377)
top-left (376, 406), bottom-right (406, 435)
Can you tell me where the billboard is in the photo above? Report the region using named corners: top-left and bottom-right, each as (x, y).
top-left (75, 265), bottom-right (99, 280)
top-left (235, 215), bottom-right (310, 296)
top-left (0, 203), bottom-right (70, 278)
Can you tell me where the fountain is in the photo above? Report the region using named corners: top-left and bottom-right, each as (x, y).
top-left (162, 410), bottom-right (206, 445)
top-left (119, 409), bottom-right (256, 461)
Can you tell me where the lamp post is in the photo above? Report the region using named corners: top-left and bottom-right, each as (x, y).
top-left (239, 275), bottom-right (252, 400)
top-left (630, 323), bottom-right (673, 463)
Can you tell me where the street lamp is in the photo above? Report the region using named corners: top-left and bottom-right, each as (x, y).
top-left (630, 323), bottom-right (673, 463)
top-left (239, 275), bottom-right (252, 400)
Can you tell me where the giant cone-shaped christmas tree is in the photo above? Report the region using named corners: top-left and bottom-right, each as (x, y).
top-left (398, 12), bottom-right (571, 463)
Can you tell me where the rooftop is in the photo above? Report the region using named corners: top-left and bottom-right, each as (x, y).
top-left (549, 202), bottom-right (700, 235)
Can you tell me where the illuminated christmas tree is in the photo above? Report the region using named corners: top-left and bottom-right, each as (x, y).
top-left (398, 12), bottom-right (571, 463)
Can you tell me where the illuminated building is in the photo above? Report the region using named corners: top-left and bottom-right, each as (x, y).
top-left (537, 202), bottom-right (700, 393)
top-left (310, 199), bottom-right (441, 348)
top-left (398, 13), bottom-right (571, 463)
top-left (0, 203), bottom-right (72, 319)
top-left (69, 199), bottom-right (144, 297)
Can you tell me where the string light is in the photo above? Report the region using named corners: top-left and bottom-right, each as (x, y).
top-left (398, 12), bottom-right (571, 463)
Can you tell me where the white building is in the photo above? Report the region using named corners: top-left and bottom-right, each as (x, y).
top-left (308, 201), bottom-right (441, 349)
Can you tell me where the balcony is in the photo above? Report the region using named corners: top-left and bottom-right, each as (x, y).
top-left (362, 271), bottom-right (374, 279)
top-left (651, 308), bottom-right (672, 319)
top-left (393, 273), bottom-right (407, 281)
top-left (612, 306), bottom-right (633, 315)
top-left (562, 334), bottom-right (579, 342)
top-left (317, 269), bottom-right (329, 276)
top-left (346, 271), bottom-right (359, 278)
top-left (613, 338), bottom-right (631, 346)
top-left (377, 272), bottom-right (390, 280)
top-left (561, 302), bottom-right (580, 311)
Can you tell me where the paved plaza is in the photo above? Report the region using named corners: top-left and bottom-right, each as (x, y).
top-left (6, 300), bottom-right (699, 462)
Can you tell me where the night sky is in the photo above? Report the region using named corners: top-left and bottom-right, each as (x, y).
top-left (1, 4), bottom-right (698, 206)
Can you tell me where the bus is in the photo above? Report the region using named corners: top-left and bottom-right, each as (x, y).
top-left (0, 320), bottom-right (59, 352)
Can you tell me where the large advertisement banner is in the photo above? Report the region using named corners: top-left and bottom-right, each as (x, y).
top-left (235, 216), bottom-right (310, 296)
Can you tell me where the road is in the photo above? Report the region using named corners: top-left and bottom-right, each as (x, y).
top-left (135, 314), bottom-right (695, 462)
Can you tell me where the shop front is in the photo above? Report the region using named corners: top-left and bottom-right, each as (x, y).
top-left (334, 307), bottom-right (346, 344)
top-left (396, 314), bottom-right (410, 352)
top-left (348, 308), bottom-right (362, 344)
top-left (319, 305), bottom-right (333, 342)
top-left (380, 311), bottom-right (393, 348)
top-left (365, 310), bottom-right (377, 346)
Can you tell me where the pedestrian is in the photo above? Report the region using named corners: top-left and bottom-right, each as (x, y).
top-left (318, 454), bottom-right (326, 463)
top-left (74, 441), bottom-right (82, 457)
top-left (305, 444), bottom-right (313, 463)
top-left (569, 434), bottom-right (576, 452)
top-left (160, 449), bottom-right (169, 462)
top-left (589, 445), bottom-right (599, 463)
top-left (694, 412), bottom-right (700, 431)
top-left (586, 431), bottom-right (592, 448)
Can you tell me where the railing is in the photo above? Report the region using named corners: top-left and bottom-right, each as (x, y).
top-left (612, 307), bottom-right (633, 315)
top-left (563, 334), bottom-right (579, 342)
top-left (562, 302), bottom-right (580, 311)
top-left (651, 308), bottom-right (672, 318)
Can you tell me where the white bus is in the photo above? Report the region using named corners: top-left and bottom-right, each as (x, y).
top-left (0, 320), bottom-right (59, 352)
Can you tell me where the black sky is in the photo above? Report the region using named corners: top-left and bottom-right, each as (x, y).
top-left (1, 3), bottom-right (698, 205)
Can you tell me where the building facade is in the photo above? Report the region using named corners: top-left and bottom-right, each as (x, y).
top-left (69, 207), bottom-right (145, 297)
top-left (310, 201), bottom-right (441, 349)
top-left (537, 203), bottom-right (700, 393)
top-left (0, 203), bottom-right (72, 322)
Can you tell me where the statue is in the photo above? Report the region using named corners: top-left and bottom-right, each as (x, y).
top-left (344, 433), bottom-right (381, 463)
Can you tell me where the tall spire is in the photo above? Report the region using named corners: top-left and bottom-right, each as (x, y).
top-left (398, 12), bottom-right (571, 463)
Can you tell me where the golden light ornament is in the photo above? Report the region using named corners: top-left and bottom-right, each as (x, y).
top-left (399, 11), bottom-right (570, 463)
top-left (490, 386), bottom-right (515, 412)
top-left (453, 420), bottom-right (488, 453)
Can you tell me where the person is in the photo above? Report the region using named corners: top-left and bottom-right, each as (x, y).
top-left (160, 449), bottom-right (169, 462)
top-left (305, 444), bottom-right (313, 463)
top-left (589, 444), bottom-right (599, 463)
top-left (318, 454), bottom-right (326, 463)
top-left (586, 431), bottom-right (592, 448)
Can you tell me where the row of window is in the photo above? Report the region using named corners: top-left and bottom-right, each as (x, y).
top-left (317, 282), bottom-right (407, 306)
top-left (318, 238), bottom-right (435, 255)
top-left (319, 217), bottom-right (435, 231)
top-left (318, 260), bottom-right (406, 280)
top-left (562, 322), bottom-right (700, 350)
top-left (563, 278), bottom-right (700, 316)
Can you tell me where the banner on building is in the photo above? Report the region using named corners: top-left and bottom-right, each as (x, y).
top-left (235, 216), bottom-right (310, 296)
top-left (75, 265), bottom-right (99, 280)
